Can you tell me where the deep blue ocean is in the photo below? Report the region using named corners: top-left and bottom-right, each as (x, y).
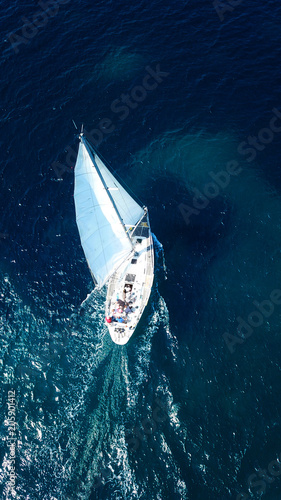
top-left (1, 1), bottom-right (281, 499)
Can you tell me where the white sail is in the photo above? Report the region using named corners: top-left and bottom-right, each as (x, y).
top-left (93, 155), bottom-right (144, 227)
top-left (74, 139), bottom-right (144, 288)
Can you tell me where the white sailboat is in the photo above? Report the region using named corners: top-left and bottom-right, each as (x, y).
top-left (74, 132), bottom-right (154, 345)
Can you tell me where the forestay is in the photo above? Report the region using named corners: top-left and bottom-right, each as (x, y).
top-left (74, 140), bottom-right (144, 288)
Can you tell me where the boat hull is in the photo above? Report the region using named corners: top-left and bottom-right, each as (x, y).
top-left (105, 213), bottom-right (154, 344)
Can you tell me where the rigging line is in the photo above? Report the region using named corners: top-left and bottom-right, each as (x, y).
top-left (110, 175), bottom-right (139, 223)
top-left (85, 137), bottom-right (144, 208)
top-left (94, 156), bottom-right (135, 221)
top-left (112, 166), bottom-right (144, 209)
top-left (84, 137), bottom-right (143, 227)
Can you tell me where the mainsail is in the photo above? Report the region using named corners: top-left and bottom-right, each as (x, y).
top-left (74, 136), bottom-right (144, 288)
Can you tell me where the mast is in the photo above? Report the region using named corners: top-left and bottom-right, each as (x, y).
top-left (80, 134), bottom-right (133, 249)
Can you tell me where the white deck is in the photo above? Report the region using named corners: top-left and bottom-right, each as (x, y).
top-left (105, 218), bottom-right (154, 345)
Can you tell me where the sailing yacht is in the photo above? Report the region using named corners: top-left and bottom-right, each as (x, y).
top-left (74, 132), bottom-right (154, 345)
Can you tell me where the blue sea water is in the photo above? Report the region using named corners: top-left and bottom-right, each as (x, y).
top-left (1, 1), bottom-right (281, 499)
